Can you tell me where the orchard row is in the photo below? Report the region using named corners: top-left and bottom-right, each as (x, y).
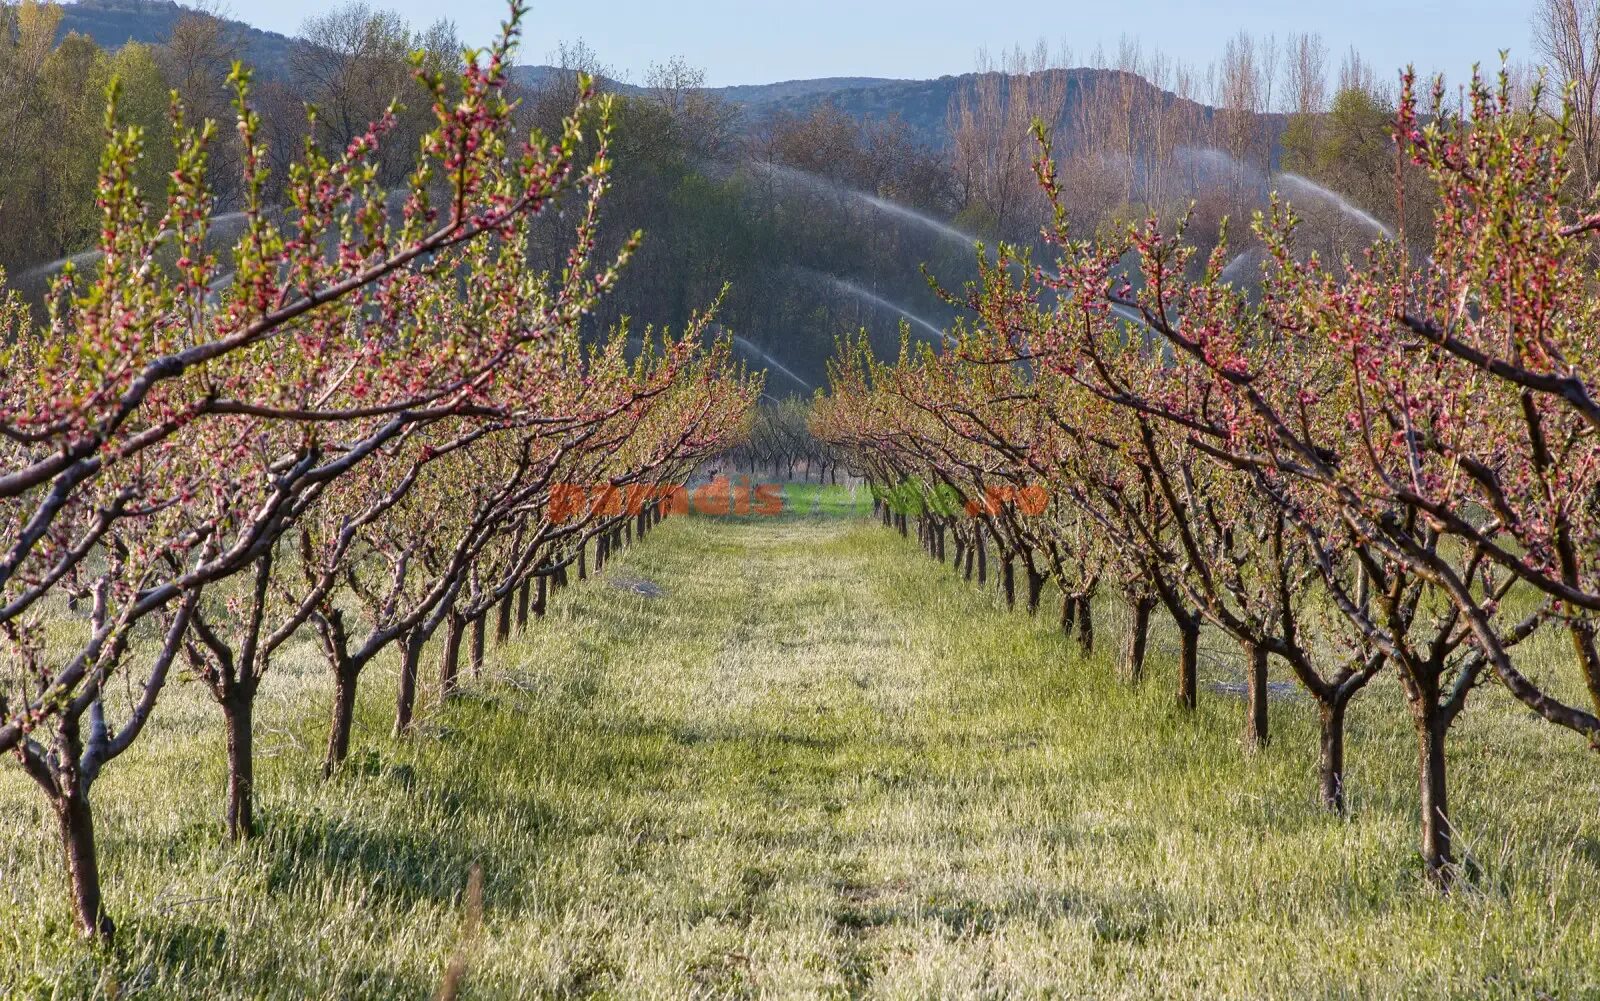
top-left (813, 69), bottom-right (1600, 886)
top-left (0, 4), bottom-right (757, 940)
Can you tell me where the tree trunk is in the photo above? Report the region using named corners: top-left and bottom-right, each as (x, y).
top-left (470, 614), bottom-right (486, 678)
top-left (1026, 569), bottom-right (1046, 615)
top-left (1568, 619), bottom-right (1600, 717)
top-left (1245, 642), bottom-right (1269, 750)
top-left (535, 576), bottom-right (548, 618)
top-left (55, 790), bottom-right (113, 941)
top-left (1123, 596), bottom-right (1155, 683)
top-left (963, 539), bottom-right (975, 581)
top-left (579, 541), bottom-right (589, 580)
top-left (1075, 595), bottom-right (1094, 654)
top-left (1061, 591), bottom-right (1076, 636)
top-left (516, 579), bottom-right (531, 630)
top-left (324, 665), bottom-right (359, 778)
top-left (439, 611), bottom-right (465, 697)
top-left (393, 629), bottom-right (423, 738)
top-left (223, 688), bottom-right (257, 839)
top-left (495, 591), bottom-right (513, 645)
top-left (1002, 557), bottom-right (1016, 609)
top-left (1318, 699), bottom-right (1348, 814)
top-left (1177, 617), bottom-right (1199, 711)
top-left (1417, 714), bottom-right (1454, 884)
top-left (976, 527), bottom-right (988, 585)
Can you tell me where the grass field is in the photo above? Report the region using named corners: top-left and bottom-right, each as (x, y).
top-left (3, 489), bottom-right (1599, 998)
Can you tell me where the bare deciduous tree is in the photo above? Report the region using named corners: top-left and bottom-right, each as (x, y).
top-left (1218, 32), bottom-right (1262, 200)
top-left (948, 42), bottom-right (1067, 238)
top-left (1287, 32), bottom-right (1328, 117)
top-left (1536, 0), bottom-right (1600, 194)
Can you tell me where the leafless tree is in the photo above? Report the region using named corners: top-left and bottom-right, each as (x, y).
top-left (947, 42), bottom-right (1067, 238)
top-left (1218, 32), bottom-right (1262, 199)
top-left (1338, 46), bottom-right (1377, 99)
top-left (1536, 0), bottom-right (1600, 194)
top-left (645, 54), bottom-right (737, 160)
top-left (158, 9), bottom-right (244, 203)
top-left (1287, 33), bottom-right (1328, 116)
top-left (292, 3), bottom-right (418, 180)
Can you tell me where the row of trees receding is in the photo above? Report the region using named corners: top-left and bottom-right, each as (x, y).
top-left (722, 396), bottom-right (844, 483)
top-left (812, 68), bottom-right (1600, 886)
top-left (0, 3), bottom-right (757, 941)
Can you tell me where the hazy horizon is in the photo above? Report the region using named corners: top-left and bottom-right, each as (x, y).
top-left (199, 0), bottom-right (1536, 89)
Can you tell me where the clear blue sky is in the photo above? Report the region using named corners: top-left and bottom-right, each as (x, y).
top-left (233, 0), bottom-right (1538, 88)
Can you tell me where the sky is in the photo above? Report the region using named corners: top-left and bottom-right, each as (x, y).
top-left (233, 0), bottom-right (1540, 89)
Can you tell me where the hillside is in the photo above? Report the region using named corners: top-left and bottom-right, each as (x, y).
top-left (709, 68), bottom-right (1229, 148)
top-left (728, 74), bottom-right (968, 143)
top-left (58, 0), bottom-right (299, 79)
top-left (469, 67), bottom-right (1230, 149)
top-left (710, 75), bottom-right (903, 105)
top-left (57, 0), bottom-right (1226, 148)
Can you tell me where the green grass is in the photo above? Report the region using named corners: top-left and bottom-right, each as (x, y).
top-left (3, 492), bottom-right (1599, 998)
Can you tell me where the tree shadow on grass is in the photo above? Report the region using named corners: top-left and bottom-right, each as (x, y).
top-left (110, 918), bottom-right (441, 999)
top-left (254, 772), bottom-right (559, 916)
top-left (261, 812), bottom-right (484, 907)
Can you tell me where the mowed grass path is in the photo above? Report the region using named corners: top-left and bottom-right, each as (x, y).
top-left (4, 504), bottom-right (1600, 998)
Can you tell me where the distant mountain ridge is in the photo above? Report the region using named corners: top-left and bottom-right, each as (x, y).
top-left (57, 0), bottom-right (1226, 148)
top-left (715, 74), bottom-right (975, 145)
top-left (706, 77), bottom-right (908, 105)
top-left (57, 2), bottom-right (956, 133)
